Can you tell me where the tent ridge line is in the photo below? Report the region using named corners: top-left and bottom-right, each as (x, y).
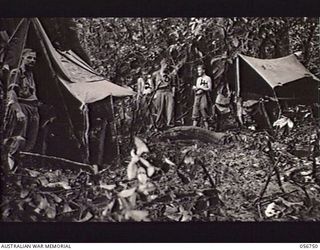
top-left (238, 54), bottom-right (280, 88)
top-left (238, 54), bottom-right (318, 87)
top-left (57, 50), bottom-right (102, 78)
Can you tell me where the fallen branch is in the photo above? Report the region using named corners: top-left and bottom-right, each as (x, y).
top-left (254, 190), bottom-right (299, 206)
top-left (19, 152), bottom-right (94, 173)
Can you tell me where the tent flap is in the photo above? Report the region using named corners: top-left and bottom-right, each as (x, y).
top-left (32, 18), bottom-right (135, 105)
top-left (60, 77), bottom-right (136, 104)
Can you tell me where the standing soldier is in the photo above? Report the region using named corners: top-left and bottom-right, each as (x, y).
top-left (152, 59), bottom-right (175, 129)
top-left (136, 69), bottom-right (154, 128)
top-left (3, 48), bottom-right (40, 171)
top-left (192, 65), bottom-right (212, 129)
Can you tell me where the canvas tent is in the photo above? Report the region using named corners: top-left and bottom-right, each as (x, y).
top-left (1, 18), bottom-right (135, 163)
top-left (233, 53), bottom-right (319, 103)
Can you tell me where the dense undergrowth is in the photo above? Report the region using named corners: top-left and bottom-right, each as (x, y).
top-left (1, 109), bottom-right (319, 222)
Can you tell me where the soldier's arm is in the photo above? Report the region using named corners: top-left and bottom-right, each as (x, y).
top-left (193, 78), bottom-right (200, 91)
top-left (7, 69), bottom-right (25, 120)
top-left (7, 69), bottom-right (20, 105)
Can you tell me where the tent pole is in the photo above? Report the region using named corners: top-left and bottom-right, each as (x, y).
top-left (272, 88), bottom-right (282, 119)
top-left (110, 94), bottom-right (121, 165)
top-left (235, 54), bottom-right (244, 126)
top-left (130, 100), bottom-right (136, 144)
top-left (260, 99), bottom-right (274, 134)
top-left (31, 18), bottom-right (82, 149)
top-left (82, 104), bottom-right (90, 164)
top-left (97, 118), bottom-right (108, 165)
top-left (236, 55), bottom-right (240, 97)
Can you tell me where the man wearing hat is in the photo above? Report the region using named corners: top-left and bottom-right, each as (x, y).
top-left (3, 48), bottom-right (39, 171)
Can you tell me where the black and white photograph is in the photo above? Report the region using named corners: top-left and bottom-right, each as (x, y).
top-left (0, 17), bottom-right (319, 225)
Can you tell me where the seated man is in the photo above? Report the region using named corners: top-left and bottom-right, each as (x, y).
top-left (3, 48), bottom-right (40, 171)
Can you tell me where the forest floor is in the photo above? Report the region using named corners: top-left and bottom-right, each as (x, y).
top-left (1, 109), bottom-right (320, 222)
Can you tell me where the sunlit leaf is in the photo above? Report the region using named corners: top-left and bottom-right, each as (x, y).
top-left (92, 164), bottom-right (99, 175)
top-left (38, 176), bottom-right (49, 186)
top-left (45, 204), bottom-right (57, 219)
top-left (273, 116), bottom-right (294, 129)
top-left (127, 161), bottom-right (138, 180)
top-left (134, 137), bottom-right (149, 156)
top-left (139, 158), bottom-right (156, 177)
top-left (20, 190), bottom-right (30, 199)
top-left (139, 157), bottom-right (152, 168)
top-left (137, 167), bottom-right (148, 184)
top-left (38, 196), bottom-right (49, 210)
top-left (124, 210), bottom-right (149, 222)
top-left (184, 156), bottom-right (194, 165)
top-left (128, 192), bottom-right (137, 208)
top-left (265, 202), bottom-right (281, 218)
top-left (138, 182), bottom-right (155, 195)
top-left (164, 157), bottom-right (176, 166)
top-left (146, 166), bottom-right (155, 177)
top-left (2, 207), bottom-right (10, 218)
top-left (46, 181), bottom-right (71, 190)
top-left (25, 169), bottom-right (41, 177)
top-left (76, 211), bottom-right (94, 222)
top-left (50, 193), bottom-right (63, 203)
top-left (118, 187), bottom-right (137, 198)
top-left (99, 182), bottom-right (116, 190)
top-left (62, 203), bottom-right (73, 213)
